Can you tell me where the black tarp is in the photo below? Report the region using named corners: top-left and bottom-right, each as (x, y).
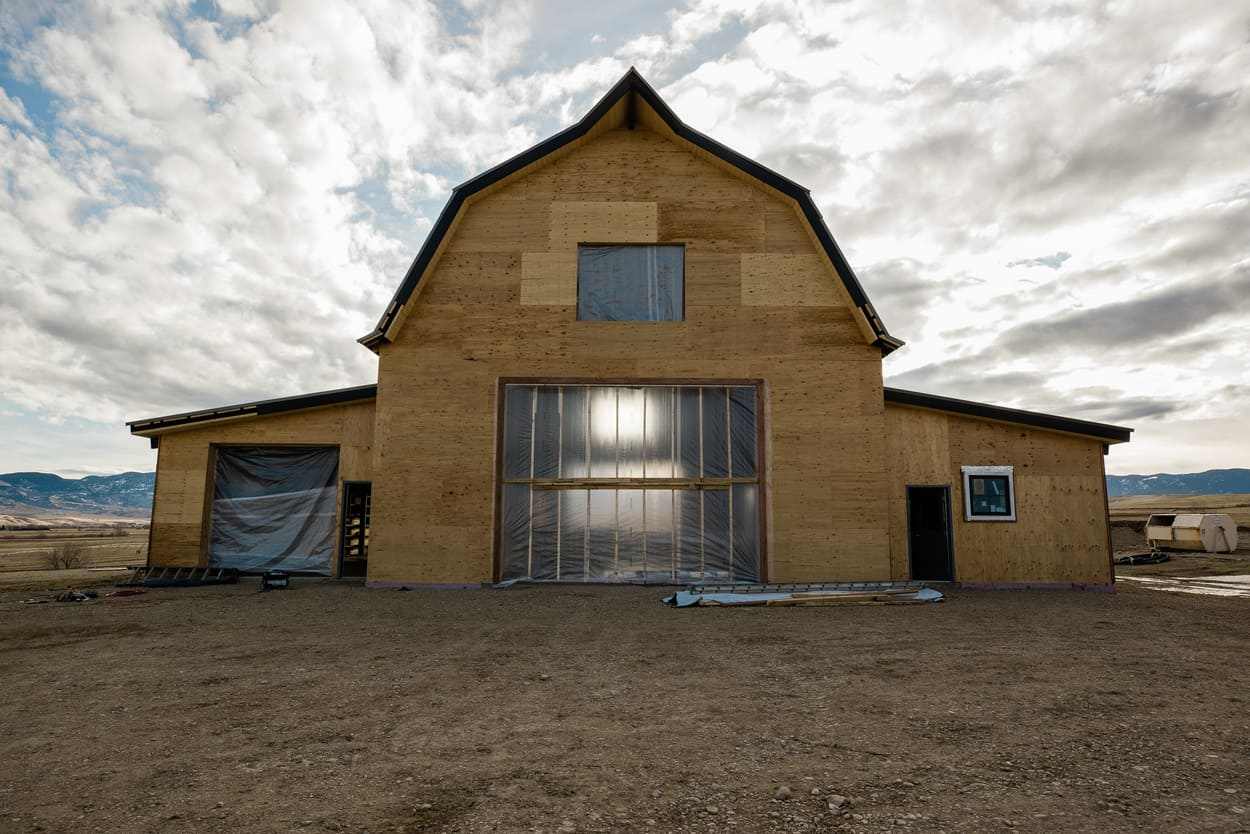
top-left (209, 446), bottom-right (339, 574)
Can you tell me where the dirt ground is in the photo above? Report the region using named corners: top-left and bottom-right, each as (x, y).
top-left (1, 582), bottom-right (1247, 834)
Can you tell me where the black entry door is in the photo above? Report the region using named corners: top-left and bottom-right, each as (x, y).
top-left (907, 486), bottom-right (953, 581)
top-left (339, 482), bottom-right (371, 578)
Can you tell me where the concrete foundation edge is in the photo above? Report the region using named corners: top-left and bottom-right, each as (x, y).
top-left (958, 581), bottom-right (1115, 593)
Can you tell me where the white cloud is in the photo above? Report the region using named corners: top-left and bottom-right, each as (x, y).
top-left (0, 86), bottom-right (32, 128)
top-left (1, 0), bottom-right (1248, 476)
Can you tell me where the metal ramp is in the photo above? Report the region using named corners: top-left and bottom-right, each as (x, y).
top-left (118, 565), bottom-right (240, 588)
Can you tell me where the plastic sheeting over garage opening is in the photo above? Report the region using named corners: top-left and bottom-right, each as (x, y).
top-left (500, 384), bottom-right (762, 584)
top-left (209, 446), bottom-right (339, 574)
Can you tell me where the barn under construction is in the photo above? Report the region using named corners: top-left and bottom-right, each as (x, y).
top-left (128, 69), bottom-right (1131, 589)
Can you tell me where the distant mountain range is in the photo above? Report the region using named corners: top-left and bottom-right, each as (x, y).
top-left (1106, 469), bottom-right (1250, 497)
top-left (0, 467), bottom-right (1244, 516)
top-left (0, 471), bottom-right (155, 518)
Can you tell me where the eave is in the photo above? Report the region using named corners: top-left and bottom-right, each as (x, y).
top-left (884, 387), bottom-right (1133, 444)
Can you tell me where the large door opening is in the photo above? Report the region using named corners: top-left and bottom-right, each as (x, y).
top-left (339, 481), bottom-right (371, 578)
top-left (907, 485), bottom-right (954, 581)
top-left (497, 383), bottom-right (763, 584)
top-left (208, 445), bottom-right (339, 575)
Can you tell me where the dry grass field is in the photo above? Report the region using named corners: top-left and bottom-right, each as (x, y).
top-left (1108, 493), bottom-right (1250, 527)
top-left (0, 582), bottom-right (1247, 834)
top-left (0, 527), bottom-right (147, 589)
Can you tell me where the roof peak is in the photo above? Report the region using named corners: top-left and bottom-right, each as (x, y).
top-left (359, 69), bottom-right (901, 354)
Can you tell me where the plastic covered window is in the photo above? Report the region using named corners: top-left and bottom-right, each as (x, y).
top-left (500, 384), bottom-right (760, 583)
top-left (577, 245), bottom-right (684, 321)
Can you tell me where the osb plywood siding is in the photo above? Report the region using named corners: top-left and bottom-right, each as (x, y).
top-left (884, 405), bottom-right (1112, 585)
top-left (371, 126), bottom-right (888, 584)
top-left (147, 401), bottom-right (375, 570)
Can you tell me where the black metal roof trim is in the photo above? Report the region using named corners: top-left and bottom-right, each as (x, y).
top-left (359, 67), bottom-right (901, 355)
top-left (127, 383), bottom-right (378, 434)
top-left (883, 387), bottom-right (1133, 442)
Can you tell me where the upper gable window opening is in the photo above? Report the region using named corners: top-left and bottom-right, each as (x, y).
top-left (577, 244), bottom-right (684, 322)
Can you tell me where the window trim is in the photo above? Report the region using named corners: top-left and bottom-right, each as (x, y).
top-left (960, 465), bottom-right (1016, 522)
top-left (575, 242), bottom-right (687, 322)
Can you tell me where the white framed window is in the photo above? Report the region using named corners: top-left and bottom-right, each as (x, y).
top-left (961, 465), bottom-right (1016, 522)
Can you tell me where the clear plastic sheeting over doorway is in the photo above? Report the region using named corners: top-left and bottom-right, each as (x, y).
top-left (500, 384), bottom-right (761, 584)
top-left (209, 446), bottom-right (339, 574)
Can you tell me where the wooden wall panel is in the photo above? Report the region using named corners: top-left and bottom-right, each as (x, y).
top-left (741, 254), bottom-right (840, 307)
top-left (549, 201), bottom-right (658, 250)
top-left (884, 404), bottom-right (1112, 585)
top-left (763, 205), bottom-right (818, 254)
top-left (659, 202), bottom-right (765, 252)
top-left (371, 125), bottom-right (891, 585)
top-left (147, 400), bottom-right (375, 571)
top-left (685, 253), bottom-right (741, 307)
top-left (445, 198), bottom-right (550, 254)
top-left (520, 252), bottom-right (577, 306)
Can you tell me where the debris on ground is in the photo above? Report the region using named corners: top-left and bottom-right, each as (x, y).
top-left (53, 589), bottom-right (98, 603)
top-left (1114, 550), bottom-right (1171, 565)
top-left (665, 583), bottom-right (944, 607)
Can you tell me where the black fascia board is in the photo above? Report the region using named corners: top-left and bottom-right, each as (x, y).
top-left (884, 387), bottom-right (1133, 442)
top-left (126, 384), bottom-right (378, 434)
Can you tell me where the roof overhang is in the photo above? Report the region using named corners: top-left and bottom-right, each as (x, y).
top-left (359, 67), bottom-right (903, 355)
top-left (884, 387), bottom-right (1132, 443)
top-left (127, 384), bottom-right (378, 437)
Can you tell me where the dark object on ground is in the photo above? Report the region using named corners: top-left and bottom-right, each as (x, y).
top-left (1115, 551), bottom-right (1172, 566)
top-left (118, 565), bottom-right (239, 588)
top-left (260, 571), bottom-right (290, 592)
top-left (53, 589), bottom-right (98, 602)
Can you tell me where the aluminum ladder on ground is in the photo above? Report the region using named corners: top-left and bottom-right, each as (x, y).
top-left (118, 564), bottom-right (239, 587)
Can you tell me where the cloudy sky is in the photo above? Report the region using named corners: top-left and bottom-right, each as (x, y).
top-left (1, 0), bottom-right (1247, 478)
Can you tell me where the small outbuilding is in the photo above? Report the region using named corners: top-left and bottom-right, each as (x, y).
top-left (1145, 514), bottom-right (1239, 553)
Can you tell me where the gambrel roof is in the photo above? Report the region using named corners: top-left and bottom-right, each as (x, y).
top-left (359, 67), bottom-right (903, 354)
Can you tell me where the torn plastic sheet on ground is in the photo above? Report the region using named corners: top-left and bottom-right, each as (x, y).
top-left (209, 446), bottom-right (339, 574)
top-left (664, 586), bottom-right (945, 607)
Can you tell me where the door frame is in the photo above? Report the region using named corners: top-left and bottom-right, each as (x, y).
top-left (338, 479), bottom-right (372, 578)
top-left (905, 484), bottom-right (955, 581)
top-left (491, 378), bottom-right (768, 584)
